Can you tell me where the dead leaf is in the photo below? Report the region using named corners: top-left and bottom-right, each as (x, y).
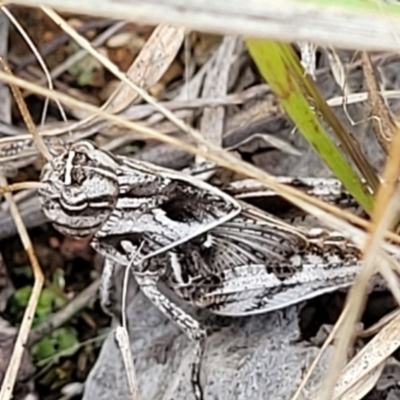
top-left (331, 311), bottom-right (400, 399)
top-left (104, 24), bottom-right (185, 114)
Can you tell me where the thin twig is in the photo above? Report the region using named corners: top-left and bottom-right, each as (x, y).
top-left (0, 59), bottom-right (52, 161)
top-left (115, 326), bottom-right (141, 400)
top-left (0, 175), bottom-right (44, 400)
top-left (1, 6), bottom-right (68, 128)
top-left (320, 127), bottom-right (400, 400)
top-left (0, 181), bottom-right (48, 196)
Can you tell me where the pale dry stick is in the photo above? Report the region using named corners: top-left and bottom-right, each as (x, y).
top-left (1, 6), bottom-right (69, 127)
top-left (0, 181), bottom-right (47, 195)
top-left (324, 48), bottom-right (349, 95)
top-left (115, 326), bottom-right (140, 400)
top-left (123, 84), bottom-right (270, 117)
top-left (121, 263), bottom-right (131, 333)
top-left (199, 36), bottom-right (237, 146)
top-left (336, 363), bottom-right (385, 400)
top-left (117, 243), bottom-right (145, 397)
top-left (227, 132), bottom-right (301, 155)
top-left (41, 7), bottom-right (206, 144)
top-left (376, 249), bottom-right (400, 306)
top-left (358, 308), bottom-right (400, 338)
top-left (326, 243), bottom-right (400, 399)
top-left (184, 30), bottom-right (191, 101)
top-left (1, 188), bottom-right (36, 212)
top-left (331, 306), bottom-right (400, 399)
top-left (320, 126), bottom-right (400, 400)
top-left (0, 176), bottom-right (44, 400)
top-left (327, 89), bottom-right (400, 107)
top-left (197, 36), bottom-right (237, 171)
top-left (0, 60), bottom-right (52, 161)
top-left (299, 41), bottom-right (316, 79)
top-left (328, 50), bottom-right (365, 133)
top-left (10, 0), bottom-right (400, 52)
top-left (1, 70), bottom-right (400, 247)
top-left (120, 242), bottom-right (145, 331)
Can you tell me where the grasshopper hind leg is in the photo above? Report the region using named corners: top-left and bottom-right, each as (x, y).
top-left (133, 269), bottom-right (206, 400)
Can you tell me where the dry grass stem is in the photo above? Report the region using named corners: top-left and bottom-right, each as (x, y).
top-left (115, 326), bottom-right (140, 400)
top-left (2, 70), bottom-right (400, 249)
top-left (358, 309), bottom-right (400, 338)
top-left (0, 176), bottom-right (44, 400)
top-left (0, 181), bottom-right (48, 196)
top-left (1, 6), bottom-right (69, 128)
top-left (0, 59), bottom-right (52, 161)
top-left (319, 122), bottom-right (400, 399)
top-left (331, 310), bottom-right (400, 399)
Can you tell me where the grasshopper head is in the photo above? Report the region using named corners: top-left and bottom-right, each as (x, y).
top-left (39, 141), bottom-right (120, 238)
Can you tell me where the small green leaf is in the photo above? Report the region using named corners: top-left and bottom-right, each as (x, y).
top-left (13, 286), bottom-right (32, 308)
top-left (32, 327), bottom-right (79, 362)
top-left (7, 286), bottom-right (68, 327)
top-left (32, 337), bottom-right (56, 360)
top-left (77, 70), bottom-right (94, 86)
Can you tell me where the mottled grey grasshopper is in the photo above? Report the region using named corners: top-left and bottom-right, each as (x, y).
top-left (37, 140), bottom-right (365, 399)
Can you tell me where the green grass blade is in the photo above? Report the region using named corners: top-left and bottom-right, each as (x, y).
top-left (246, 39), bottom-right (375, 213)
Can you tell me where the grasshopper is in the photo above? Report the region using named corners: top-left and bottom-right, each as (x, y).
top-left (38, 140), bottom-right (367, 399)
